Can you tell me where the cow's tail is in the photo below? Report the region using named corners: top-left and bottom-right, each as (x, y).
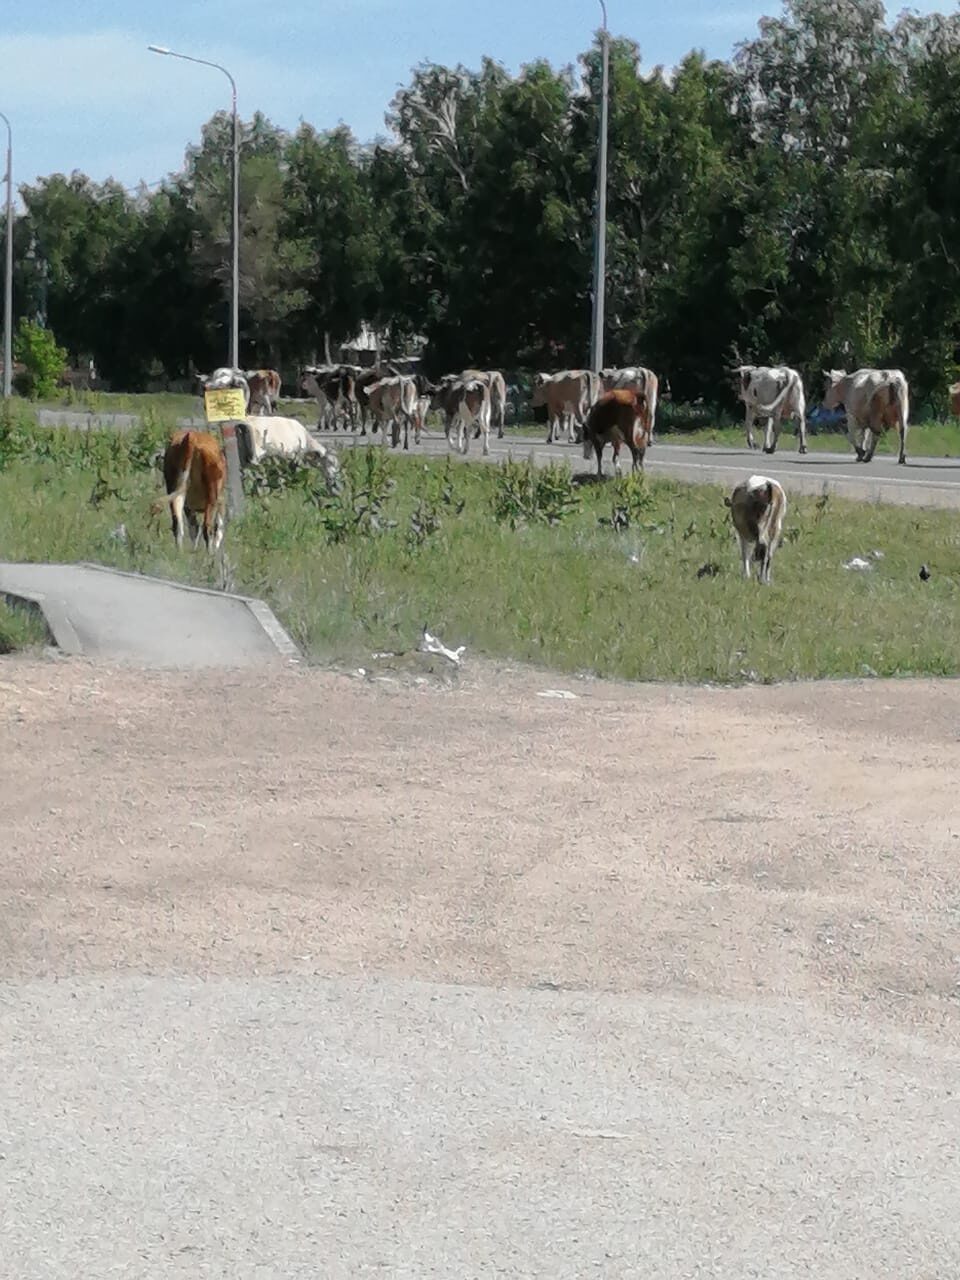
top-left (754, 481), bottom-right (785, 557)
top-left (753, 373), bottom-right (796, 417)
top-left (892, 375), bottom-right (909, 428)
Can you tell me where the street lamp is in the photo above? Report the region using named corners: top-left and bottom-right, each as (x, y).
top-left (148, 44), bottom-right (240, 371)
top-left (589, 1), bottom-right (609, 375)
top-left (0, 112), bottom-right (12, 400)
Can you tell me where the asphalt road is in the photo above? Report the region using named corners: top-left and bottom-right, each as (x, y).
top-left (317, 426), bottom-right (960, 510)
top-left (4, 974), bottom-right (958, 1279)
top-left (32, 407), bottom-right (960, 508)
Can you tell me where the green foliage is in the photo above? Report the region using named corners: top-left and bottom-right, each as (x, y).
top-left (0, 597), bottom-right (49, 653)
top-left (13, 320), bottom-right (67, 400)
top-left (598, 472), bottom-right (655, 531)
top-left (492, 459), bottom-right (580, 528)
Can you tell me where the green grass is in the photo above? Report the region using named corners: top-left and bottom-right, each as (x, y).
top-left (0, 598), bottom-right (50, 654)
top-left (1, 409), bottom-right (959, 682)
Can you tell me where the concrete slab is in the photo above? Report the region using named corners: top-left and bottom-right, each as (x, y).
top-left (0, 562), bottom-right (299, 668)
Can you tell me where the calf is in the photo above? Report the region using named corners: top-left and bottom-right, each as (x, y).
top-left (726, 475), bottom-right (787, 585)
top-left (152, 429), bottom-right (226, 552)
top-left (582, 388), bottom-right (649, 476)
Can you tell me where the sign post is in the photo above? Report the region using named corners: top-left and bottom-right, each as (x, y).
top-left (204, 388), bottom-right (247, 520)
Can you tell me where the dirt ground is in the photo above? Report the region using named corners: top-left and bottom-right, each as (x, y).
top-left (2, 653), bottom-right (959, 1040)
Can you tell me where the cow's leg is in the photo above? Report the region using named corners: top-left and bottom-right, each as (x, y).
top-left (545, 412), bottom-right (555, 445)
top-left (185, 508), bottom-right (201, 548)
top-left (497, 404), bottom-right (505, 440)
top-left (594, 442), bottom-right (604, 478)
top-left (796, 411), bottom-right (808, 454)
top-left (740, 537), bottom-right (752, 580)
top-left (763, 416), bottom-right (778, 455)
top-left (613, 442), bottom-right (623, 476)
top-left (860, 425), bottom-right (875, 463)
top-left (745, 409), bottom-right (757, 450)
top-left (460, 417), bottom-right (469, 456)
top-left (898, 419), bottom-right (907, 465)
top-left (480, 409), bottom-right (491, 457)
top-left (845, 415), bottom-right (865, 460)
top-left (759, 545), bottom-right (773, 585)
top-left (170, 493), bottom-right (186, 550)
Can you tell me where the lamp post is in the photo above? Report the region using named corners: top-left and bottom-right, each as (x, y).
top-left (0, 112), bottom-right (12, 399)
top-left (148, 45), bottom-right (239, 371)
top-left (589, 2), bottom-right (609, 375)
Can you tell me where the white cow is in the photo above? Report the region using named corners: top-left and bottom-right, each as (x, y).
top-left (735, 365), bottom-right (807, 455)
top-left (235, 415), bottom-right (340, 489)
top-left (822, 368), bottom-right (909, 464)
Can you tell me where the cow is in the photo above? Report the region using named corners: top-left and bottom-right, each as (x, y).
top-left (734, 365), bottom-right (807, 455)
top-left (582, 388), bottom-right (650, 477)
top-left (366, 375), bottom-right (420, 449)
top-left (602, 366), bottom-right (660, 445)
top-left (234, 416), bottom-right (340, 492)
top-left (152, 429), bottom-right (226, 552)
top-left (950, 381), bottom-right (960, 419)
top-left (300, 365), bottom-right (358, 432)
top-left (244, 368), bottom-right (281, 415)
top-left (532, 371), bottom-right (599, 444)
top-left (435, 377), bottom-right (492, 456)
top-left (822, 368), bottom-right (909, 464)
top-left (726, 475), bottom-right (787, 585)
top-left (461, 369), bottom-right (507, 438)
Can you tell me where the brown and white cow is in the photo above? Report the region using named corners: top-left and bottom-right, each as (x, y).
top-left (461, 369), bottom-right (507, 438)
top-left (434, 377), bottom-right (492, 456)
top-left (532, 370), bottom-right (599, 444)
top-left (152, 429), bottom-right (226, 552)
top-left (366, 375), bottom-right (420, 449)
top-left (582, 388), bottom-right (650, 477)
top-left (245, 368), bottom-right (282, 415)
top-left (735, 365), bottom-right (807, 454)
top-left (726, 475), bottom-right (787, 584)
top-left (601, 367), bottom-right (660, 444)
top-left (822, 368), bottom-right (909, 464)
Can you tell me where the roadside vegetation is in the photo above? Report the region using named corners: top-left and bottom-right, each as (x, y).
top-left (1, 408), bottom-right (960, 682)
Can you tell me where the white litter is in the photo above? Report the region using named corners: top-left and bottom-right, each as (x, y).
top-left (418, 627), bottom-right (465, 666)
top-left (869, 549), bottom-right (885, 561)
top-left (843, 557), bottom-right (872, 571)
top-left (537, 689), bottom-right (579, 700)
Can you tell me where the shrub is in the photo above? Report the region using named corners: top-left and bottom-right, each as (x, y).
top-left (13, 321), bottom-right (68, 401)
top-left (492, 458), bottom-right (579, 528)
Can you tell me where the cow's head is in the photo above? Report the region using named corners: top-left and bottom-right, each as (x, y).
top-left (822, 369), bottom-right (847, 410)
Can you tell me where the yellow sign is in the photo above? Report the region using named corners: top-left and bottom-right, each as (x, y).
top-left (204, 387), bottom-right (247, 422)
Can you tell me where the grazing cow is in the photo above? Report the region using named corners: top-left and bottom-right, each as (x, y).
top-left (822, 368), bottom-right (909, 464)
top-left (726, 475), bottom-right (787, 584)
top-left (582, 388), bottom-right (650, 476)
top-left (245, 368), bottom-right (281, 415)
top-left (435, 378), bottom-right (492, 456)
top-left (366, 375), bottom-right (420, 449)
top-left (235, 415), bottom-right (335, 464)
top-left (602, 366), bottom-right (660, 445)
top-left (951, 381), bottom-right (960, 418)
top-left (533, 370), bottom-right (599, 444)
top-left (734, 365), bottom-right (807, 455)
top-left (152, 429), bottom-right (226, 552)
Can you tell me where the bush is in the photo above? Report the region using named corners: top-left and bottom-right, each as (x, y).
top-left (13, 321), bottom-right (68, 401)
top-left (492, 459), bottom-right (580, 528)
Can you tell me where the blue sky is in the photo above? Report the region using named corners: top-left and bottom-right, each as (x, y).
top-left (1, 1), bottom-right (947, 191)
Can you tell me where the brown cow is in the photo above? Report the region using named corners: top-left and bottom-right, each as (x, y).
top-left (726, 475), bottom-right (787, 585)
top-left (245, 368), bottom-right (281, 415)
top-left (582, 388), bottom-right (650, 476)
top-left (533, 371), bottom-right (598, 444)
top-left (152, 429), bottom-right (226, 552)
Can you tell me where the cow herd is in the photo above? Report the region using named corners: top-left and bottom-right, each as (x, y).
top-left (165, 357), bottom-right (928, 582)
